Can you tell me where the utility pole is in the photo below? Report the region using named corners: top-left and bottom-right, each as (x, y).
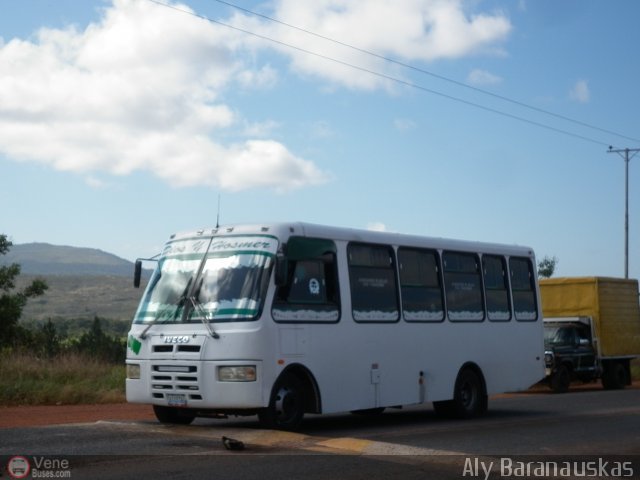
top-left (607, 147), bottom-right (640, 278)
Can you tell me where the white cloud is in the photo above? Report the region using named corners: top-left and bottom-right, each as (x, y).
top-left (467, 68), bottom-right (502, 86)
top-left (0, 0), bottom-right (327, 191)
top-left (242, 119), bottom-right (281, 138)
top-left (569, 79), bottom-right (590, 103)
top-left (0, 0), bottom-right (512, 190)
top-left (367, 222), bottom-right (388, 232)
top-left (234, 0), bottom-right (512, 90)
top-left (237, 64), bottom-right (279, 90)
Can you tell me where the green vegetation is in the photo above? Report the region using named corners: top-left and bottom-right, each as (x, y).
top-left (0, 234), bottom-right (48, 346)
top-left (0, 352), bottom-right (125, 406)
top-left (538, 255), bottom-right (558, 279)
top-left (1, 235), bottom-right (129, 406)
top-left (2, 316), bottom-right (128, 405)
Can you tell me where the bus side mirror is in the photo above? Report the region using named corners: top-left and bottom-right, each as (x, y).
top-left (274, 253), bottom-right (288, 287)
top-left (134, 260), bottom-right (142, 288)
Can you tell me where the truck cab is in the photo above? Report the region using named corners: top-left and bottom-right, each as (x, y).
top-left (544, 318), bottom-right (598, 392)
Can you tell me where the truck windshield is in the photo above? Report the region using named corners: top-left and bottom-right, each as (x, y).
top-left (134, 234), bottom-right (277, 324)
top-left (544, 326), bottom-right (561, 346)
top-left (544, 326), bottom-right (573, 346)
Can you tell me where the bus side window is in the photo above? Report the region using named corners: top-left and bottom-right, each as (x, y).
top-left (509, 257), bottom-right (538, 321)
top-left (272, 238), bottom-right (340, 323)
top-left (348, 243), bottom-right (399, 322)
top-left (443, 251), bottom-right (484, 322)
top-left (287, 260), bottom-right (328, 304)
top-left (482, 255), bottom-right (511, 321)
top-left (398, 248), bottom-right (444, 322)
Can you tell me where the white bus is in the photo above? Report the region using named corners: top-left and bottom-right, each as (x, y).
top-left (126, 222), bottom-right (545, 430)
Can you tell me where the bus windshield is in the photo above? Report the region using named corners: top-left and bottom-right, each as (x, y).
top-left (133, 234), bottom-right (278, 324)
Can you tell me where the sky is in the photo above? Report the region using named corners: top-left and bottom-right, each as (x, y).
top-left (1, 0), bottom-right (640, 279)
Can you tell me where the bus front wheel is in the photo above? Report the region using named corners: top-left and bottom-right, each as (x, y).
top-left (258, 373), bottom-right (305, 431)
top-left (433, 368), bottom-right (487, 419)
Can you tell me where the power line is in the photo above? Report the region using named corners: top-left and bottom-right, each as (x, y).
top-left (212, 0), bottom-right (640, 146)
top-left (146, 0), bottom-right (628, 148)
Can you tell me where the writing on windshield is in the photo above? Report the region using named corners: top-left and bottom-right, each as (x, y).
top-left (133, 235), bottom-right (277, 324)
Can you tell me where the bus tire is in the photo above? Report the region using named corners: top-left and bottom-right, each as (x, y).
top-left (258, 373), bottom-right (305, 431)
top-left (602, 362), bottom-right (627, 390)
top-left (550, 365), bottom-right (571, 393)
top-left (434, 368), bottom-right (487, 419)
top-left (153, 405), bottom-right (195, 425)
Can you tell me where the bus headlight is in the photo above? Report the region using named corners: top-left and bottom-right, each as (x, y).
top-left (218, 365), bottom-right (257, 382)
top-left (126, 364), bottom-right (141, 379)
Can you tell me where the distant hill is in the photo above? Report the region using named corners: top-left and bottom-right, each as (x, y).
top-left (3, 243), bottom-right (150, 321)
top-left (2, 242), bottom-right (136, 276)
top-left (18, 274), bottom-right (147, 321)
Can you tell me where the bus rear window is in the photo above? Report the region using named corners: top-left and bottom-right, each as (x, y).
top-left (510, 257), bottom-right (538, 321)
top-left (348, 243), bottom-right (399, 322)
top-left (483, 255), bottom-right (511, 321)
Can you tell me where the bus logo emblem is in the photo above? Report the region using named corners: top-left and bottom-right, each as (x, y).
top-left (164, 336), bottom-right (190, 344)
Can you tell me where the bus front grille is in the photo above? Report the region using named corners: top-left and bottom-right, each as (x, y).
top-left (150, 364), bottom-right (203, 401)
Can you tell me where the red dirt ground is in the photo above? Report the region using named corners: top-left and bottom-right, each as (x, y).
top-left (0, 403), bottom-right (156, 429)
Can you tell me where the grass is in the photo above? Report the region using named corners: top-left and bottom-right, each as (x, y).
top-left (0, 352), bottom-right (125, 406)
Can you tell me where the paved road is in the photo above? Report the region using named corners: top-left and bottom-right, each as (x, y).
top-left (2, 388), bottom-right (640, 479)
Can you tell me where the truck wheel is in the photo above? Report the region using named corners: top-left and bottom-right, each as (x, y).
top-left (434, 368), bottom-right (487, 419)
top-left (153, 405), bottom-right (195, 425)
top-left (602, 362), bottom-right (627, 390)
top-left (258, 373), bottom-right (305, 431)
top-left (550, 365), bottom-right (570, 393)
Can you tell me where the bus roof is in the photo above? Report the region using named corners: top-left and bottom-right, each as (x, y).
top-left (167, 221), bottom-right (535, 258)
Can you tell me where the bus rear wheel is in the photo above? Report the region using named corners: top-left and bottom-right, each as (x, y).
top-left (434, 368), bottom-right (487, 419)
top-left (258, 373), bottom-right (305, 431)
top-left (153, 405), bottom-right (195, 425)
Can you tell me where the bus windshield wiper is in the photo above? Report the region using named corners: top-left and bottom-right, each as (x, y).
top-left (189, 277), bottom-right (220, 339)
top-left (140, 277), bottom-right (193, 339)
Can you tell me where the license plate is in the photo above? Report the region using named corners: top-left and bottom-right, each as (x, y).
top-left (167, 394), bottom-right (187, 407)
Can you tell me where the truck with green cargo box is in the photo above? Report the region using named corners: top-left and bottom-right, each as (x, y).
top-left (539, 277), bottom-right (640, 393)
